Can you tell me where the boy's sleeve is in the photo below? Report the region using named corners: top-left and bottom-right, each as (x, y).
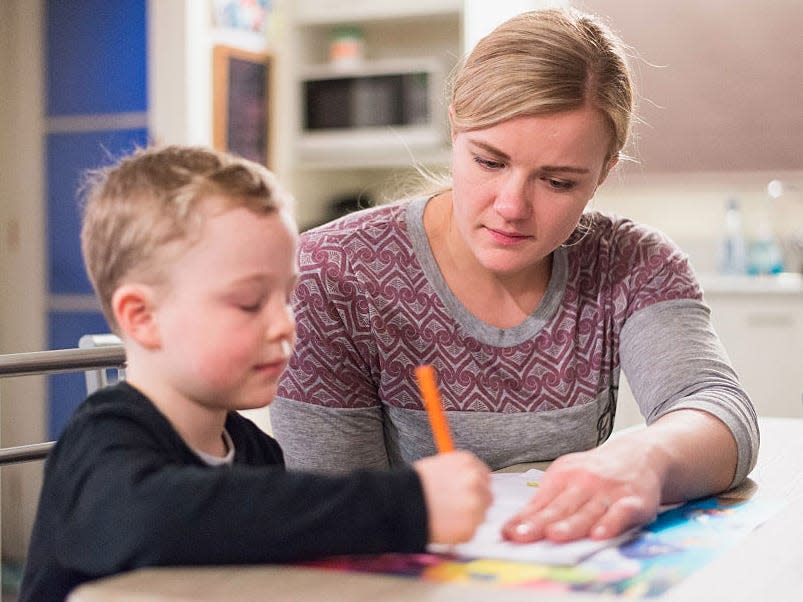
top-left (272, 230), bottom-right (390, 472)
top-left (52, 413), bottom-right (427, 575)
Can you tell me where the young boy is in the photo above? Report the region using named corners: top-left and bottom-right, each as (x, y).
top-left (20, 145), bottom-right (492, 601)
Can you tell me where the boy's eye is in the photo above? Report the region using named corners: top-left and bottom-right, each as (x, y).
top-left (234, 297), bottom-right (264, 313)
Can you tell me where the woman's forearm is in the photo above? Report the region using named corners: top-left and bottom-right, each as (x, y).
top-left (620, 408), bottom-right (738, 503)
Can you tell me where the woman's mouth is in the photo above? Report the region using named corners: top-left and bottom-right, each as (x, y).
top-left (485, 226), bottom-right (532, 245)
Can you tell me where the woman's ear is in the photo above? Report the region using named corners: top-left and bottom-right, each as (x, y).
top-left (111, 284), bottom-right (161, 349)
top-left (597, 155), bottom-right (619, 186)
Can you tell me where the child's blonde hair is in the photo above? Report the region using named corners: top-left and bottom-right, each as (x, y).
top-left (80, 145), bottom-right (294, 333)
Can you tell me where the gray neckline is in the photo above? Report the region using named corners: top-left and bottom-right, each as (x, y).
top-left (406, 196), bottom-right (567, 347)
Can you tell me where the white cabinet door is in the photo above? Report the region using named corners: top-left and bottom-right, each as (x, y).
top-left (706, 293), bottom-right (803, 418)
top-left (614, 291), bottom-right (803, 431)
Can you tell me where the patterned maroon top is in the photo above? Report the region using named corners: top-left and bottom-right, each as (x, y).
top-left (279, 198), bottom-right (701, 417)
top-left (274, 197), bottom-right (756, 477)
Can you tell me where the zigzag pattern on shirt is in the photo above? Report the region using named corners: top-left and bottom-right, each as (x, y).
top-left (279, 205), bottom-right (701, 414)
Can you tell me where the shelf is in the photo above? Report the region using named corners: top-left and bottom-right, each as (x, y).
top-left (280, 0), bottom-right (463, 220)
top-left (294, 0), bottom-right (461, 25)
top-left (295, 126), bottom-right (450, 169)
top-left (300, 57), bottom-right (445, 80)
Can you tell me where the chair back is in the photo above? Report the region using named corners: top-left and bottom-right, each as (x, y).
top-left (0, 335), bottom-right (125, 465)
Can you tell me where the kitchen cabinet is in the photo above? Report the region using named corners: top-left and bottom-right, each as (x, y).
top-left (614, 275), bottom-right (803, 431)
top-left (704, 285), bottom-right (803, 419)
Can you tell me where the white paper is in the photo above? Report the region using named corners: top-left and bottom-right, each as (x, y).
top-left (428, 469), bottom-right (636, 566)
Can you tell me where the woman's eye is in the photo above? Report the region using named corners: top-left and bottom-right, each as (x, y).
top-left (473, 156), bottom-right (505, 170)
top-left (546, 178), bottom-right (575, 191)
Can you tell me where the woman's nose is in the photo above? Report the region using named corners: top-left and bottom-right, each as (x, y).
top-left (494, 175), bottom-right (532, 221)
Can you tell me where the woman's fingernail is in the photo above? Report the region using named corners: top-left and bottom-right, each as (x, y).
top-left (552, 521), bottom-right (569, 533)
top-left (592, 525), bottom-right (607, 538)
top-left (514, 522), bottom-right (534, 536)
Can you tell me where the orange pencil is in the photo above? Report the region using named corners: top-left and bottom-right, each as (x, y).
top-left (415, 364), bottom-right (455, 453)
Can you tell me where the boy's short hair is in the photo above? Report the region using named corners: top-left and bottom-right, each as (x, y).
top-left (80, 145), bottom-right (294, 333)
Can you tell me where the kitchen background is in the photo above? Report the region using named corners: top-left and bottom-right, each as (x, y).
top-left (1, 0), bottom-right (801, 595)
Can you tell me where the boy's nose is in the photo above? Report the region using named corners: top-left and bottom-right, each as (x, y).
top-left (268, 303), bottom-right (296, 342)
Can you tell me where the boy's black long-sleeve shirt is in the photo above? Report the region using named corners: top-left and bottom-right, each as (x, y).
top-left (20, 382), bottom-right (428, 601)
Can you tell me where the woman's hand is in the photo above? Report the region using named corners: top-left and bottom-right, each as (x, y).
top-left (502, 410), bottom-right (739, 543)
top-left (501, 437), bottom-right (665, 543)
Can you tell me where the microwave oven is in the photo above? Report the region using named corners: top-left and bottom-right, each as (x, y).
top-left (296, 58), bottom-right (447, 164)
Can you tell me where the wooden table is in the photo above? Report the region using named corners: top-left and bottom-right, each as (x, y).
top-left (69, 418), bottom-right (803, 601)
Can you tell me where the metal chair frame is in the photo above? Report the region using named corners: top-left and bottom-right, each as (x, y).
top-left (0, 335), bottom-right (125, 465)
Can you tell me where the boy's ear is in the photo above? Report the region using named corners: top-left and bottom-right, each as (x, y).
top-left (111, 284), bottom-right (161, 349)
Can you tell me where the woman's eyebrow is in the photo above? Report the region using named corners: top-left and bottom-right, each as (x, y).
top-left (469, 139), bottom-right (591, 174)
top-left (539, 165), bottom-right (592, 175)
top-left (468, 139), bottom-right (510, 160)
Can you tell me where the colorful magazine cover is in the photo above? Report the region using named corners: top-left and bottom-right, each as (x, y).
top-left (304, 472), bottom-right (784, 597)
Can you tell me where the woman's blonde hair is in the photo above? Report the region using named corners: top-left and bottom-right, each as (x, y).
top-left (449, 8), bottom-right (633, 162)
top-left (80, 145), bottom-right (294, 332)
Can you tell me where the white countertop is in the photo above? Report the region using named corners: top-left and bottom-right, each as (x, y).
top-left (698, 272), bottom-right (802, 295)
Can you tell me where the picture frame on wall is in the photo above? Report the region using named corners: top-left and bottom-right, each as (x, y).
top-left (211, 0), bottom-right (271, 35)
top-left (212, 45), bottom-right (272, 167)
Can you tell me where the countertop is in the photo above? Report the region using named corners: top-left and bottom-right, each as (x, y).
top-left (698, 271), bottom-right (802, 295)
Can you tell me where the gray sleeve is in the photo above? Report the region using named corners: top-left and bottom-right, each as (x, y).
top-left (270, 397), bottom-right (390, 473)
top-left (620, 298), bottom-right (759, 487)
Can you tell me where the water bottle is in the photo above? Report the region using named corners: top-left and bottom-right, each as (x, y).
top-left (719, 198), bottom-right (747, 275)
top-left (747, 197), bottom-right (784, 275)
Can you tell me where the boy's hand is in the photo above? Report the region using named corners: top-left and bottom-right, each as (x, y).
top-left (413, 451), bottom-right (492, 544)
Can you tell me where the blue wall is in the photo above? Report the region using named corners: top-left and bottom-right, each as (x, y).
top-left (47, 0), bottom-right (148, 116)
top-left (47, 129), bottom-right (149, 295)
top-left (45, 0), bottom-right (149, 438)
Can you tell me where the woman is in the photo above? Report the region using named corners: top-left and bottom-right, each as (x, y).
top-left (271, 8), bottom-right (758, 543)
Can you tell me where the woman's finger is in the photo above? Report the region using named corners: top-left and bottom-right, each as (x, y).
top-left (589, 495), bottom-right (656, 540)
top-left (502, 485), bottom-right (589, 543)
top-left (544, 496), bottom-right (613, 542)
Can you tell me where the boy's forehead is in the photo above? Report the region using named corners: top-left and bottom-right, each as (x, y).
top-left (162, 215), bottom-right (297, 295)
top-left (191, 196), bottom-right (290, 231)
top-left (198, 192), bottom-right (288, 216)
top-left (156, 203), bottom-right (288, 271)
top-left (191, 205), bottom-right (296, 259)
